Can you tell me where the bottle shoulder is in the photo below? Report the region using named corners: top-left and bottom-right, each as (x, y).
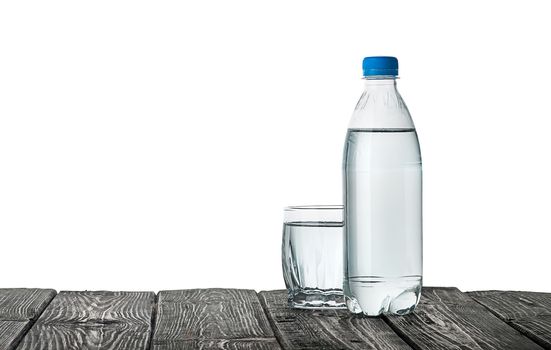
top-left (349, 89), bottom-right (415, 129)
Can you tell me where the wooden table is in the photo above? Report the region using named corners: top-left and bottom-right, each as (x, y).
top-left (1, 287), bottom-right (550, 349)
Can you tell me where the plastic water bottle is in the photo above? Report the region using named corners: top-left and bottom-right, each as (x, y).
top-left (343, 56), bottom-right (422, 316)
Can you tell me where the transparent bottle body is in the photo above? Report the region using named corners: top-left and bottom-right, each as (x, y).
top-left (343, 77), bottom-right (422, 316)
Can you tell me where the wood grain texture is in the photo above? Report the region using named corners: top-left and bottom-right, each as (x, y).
top-left (17, 291), bottom-right (155, 350)
top-left (259, 290), bottom-right (411, 350)
top-left (384, 287), bottom-right (543, 350)
top-left (153, 338), bottom-right (281, 350)
top-left (152, 289), bottom-right (280, 350)
top-left (0, 321), bottom-right (28, 350)
top-left (0, 288), bottom-right (56, 350)
top-left (0, 289), bottom-right (56, 321)
top-left (469, 290), bottom-right (551, 349)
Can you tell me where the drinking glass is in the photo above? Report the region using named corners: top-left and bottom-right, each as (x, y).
top-left (282, 205), bottom-right (345, 309)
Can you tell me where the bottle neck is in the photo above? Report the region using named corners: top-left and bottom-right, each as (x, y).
top-left (363, 76), bottom-right (397, 89)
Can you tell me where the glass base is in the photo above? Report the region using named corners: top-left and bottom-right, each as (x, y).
top-left (288, 288), bottom-right (346, 309)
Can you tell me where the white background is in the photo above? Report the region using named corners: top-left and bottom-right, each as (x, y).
top-left (1, 1), bottom-right (550, 292)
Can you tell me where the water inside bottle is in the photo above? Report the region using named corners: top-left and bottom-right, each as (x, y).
top-left (344, 128), bottom-right (422, 315)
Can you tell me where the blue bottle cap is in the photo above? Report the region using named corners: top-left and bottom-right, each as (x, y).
top-left (362, 56), bottom-right (398, 76)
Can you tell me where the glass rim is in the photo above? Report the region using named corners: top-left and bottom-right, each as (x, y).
top-left (284, 205), bottom-right (342, 211)
top-left (283, 205), bottom-right (343, 224)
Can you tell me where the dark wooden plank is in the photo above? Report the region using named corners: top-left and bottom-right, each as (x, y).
top-left (17, 291), bottom-right (155, 350)
top-left (468, 290), bottom-right (551, 349)
top-left (258, 289), bottom-right (411, 350)
top-left (0, 321), bottom-right (29, 350)
top-left (153, 338), bottom-right (281, 350)
top-left (384, 287), bottom-right (543, 350)
top-left (0, 289), bottom-right (56, 321)
top-left (152, 288), bottom-right (281, 350)
top-left (0, 288), bottom-right (56, 350)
